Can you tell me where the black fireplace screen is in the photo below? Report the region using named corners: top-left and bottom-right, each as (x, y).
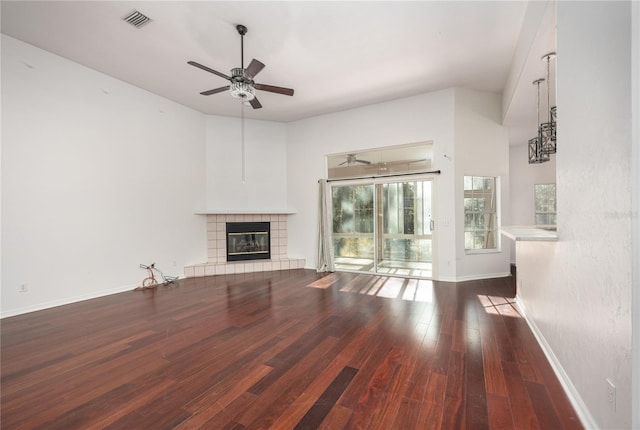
top-left (226, 222), bottom-right (270, 262)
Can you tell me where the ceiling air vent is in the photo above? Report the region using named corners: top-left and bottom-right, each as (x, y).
top-left (122, 10), bottom-right (152, 28)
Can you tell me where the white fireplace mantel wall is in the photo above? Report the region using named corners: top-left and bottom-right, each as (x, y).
top-left (184, 212), bottom-right (305, 277)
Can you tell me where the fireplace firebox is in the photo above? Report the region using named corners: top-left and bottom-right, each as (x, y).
top-left (226, 222), bottom-right (270, 262)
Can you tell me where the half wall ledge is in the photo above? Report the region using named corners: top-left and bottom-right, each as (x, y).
top-left (194, 209), bottom-right (297, 215)
top-left (185, 258), bottom-right (306, 277)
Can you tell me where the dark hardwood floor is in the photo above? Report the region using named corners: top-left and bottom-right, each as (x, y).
top-left (1, 269), bottom-right (582, 429)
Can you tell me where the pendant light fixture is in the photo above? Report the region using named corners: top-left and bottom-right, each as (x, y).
top-left (528, 78), bottom-right (550, 164)
top-left (540, 52), bottom-right (557, 155)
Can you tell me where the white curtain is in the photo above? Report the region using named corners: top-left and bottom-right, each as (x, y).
top-left (317, 179), bottom-right (335, 272)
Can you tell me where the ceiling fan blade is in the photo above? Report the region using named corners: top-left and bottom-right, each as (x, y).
top-left (245, 59), bottom-right (265, 79)
top-left (254, 83), bottom-right (294, 96)
top-left (187, 61), bottom-right (231, 81)
top-left (200, 86), bottom-right (230, 96)
top-left (356, 159), bottom-right (372, 165)
top-left (249, 97), bottom-right (262, 109)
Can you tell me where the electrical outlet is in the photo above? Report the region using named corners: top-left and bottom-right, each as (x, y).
top-left (19, 283), bottom-right (28, 293)
top-left (606, 378), bottom-right (616, 411)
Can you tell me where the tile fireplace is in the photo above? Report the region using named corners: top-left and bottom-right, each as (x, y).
top-left (184, 212), bottom-right (305, 277)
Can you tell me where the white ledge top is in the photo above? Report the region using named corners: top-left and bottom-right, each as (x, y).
top-left (501, 225), bottom-right (558, 242)
top-left (195, 209), bottom-right (297, 215)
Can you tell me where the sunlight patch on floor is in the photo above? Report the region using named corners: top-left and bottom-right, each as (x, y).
top-left (328, 275), bottom-right (435, 303)
top-left (476, 294), bottom-right (521, 317)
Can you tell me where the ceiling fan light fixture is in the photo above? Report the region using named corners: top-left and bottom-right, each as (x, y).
top-left (229, 67), bottom-right (255, 101)
top-left (230, 81), bottom-right (255, 101)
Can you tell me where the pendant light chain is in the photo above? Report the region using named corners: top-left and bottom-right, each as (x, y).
top-left (546, 55), bottom-right (551, 124)
top-left (536, 79), bottom-right (542, 129)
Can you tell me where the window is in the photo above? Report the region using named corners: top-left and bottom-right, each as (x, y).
top-left (464, 176), bottom-right (498, 251)
top-left (534, 183), bottom-right (556, 227)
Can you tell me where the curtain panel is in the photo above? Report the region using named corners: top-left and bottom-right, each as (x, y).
top-left (316, 179), bottom-right (335, 272)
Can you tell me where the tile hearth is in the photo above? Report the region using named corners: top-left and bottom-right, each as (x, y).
top-left (184, 213), bottom-right (305, 277)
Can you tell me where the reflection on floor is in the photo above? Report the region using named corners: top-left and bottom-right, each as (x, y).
top-left (334, 257), bottom-right (432, 278)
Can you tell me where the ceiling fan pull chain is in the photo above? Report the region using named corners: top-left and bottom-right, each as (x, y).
top-left (241, 102), bottom-right (246, 183)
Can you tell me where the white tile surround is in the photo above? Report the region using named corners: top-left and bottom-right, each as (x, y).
top-left (184, 213), bottom-right (305, 277)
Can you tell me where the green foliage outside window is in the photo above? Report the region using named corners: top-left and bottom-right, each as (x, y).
top-left (332, 185), bottom-right (374, 258)
top-left (464, 176), bottom-right (498, 251)
top-left (535, 183), bottom-right (556, 227)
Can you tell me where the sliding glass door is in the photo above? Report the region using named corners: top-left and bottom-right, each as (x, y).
top-left (332, 178), bottom-right (434, 278)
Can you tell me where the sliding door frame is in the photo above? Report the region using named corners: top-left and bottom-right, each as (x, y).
top-left (330, 173), bottom-right (438, 279)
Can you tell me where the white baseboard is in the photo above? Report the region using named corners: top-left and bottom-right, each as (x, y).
top-left (515, 298), bottom-right (599, 430)
top-left (439, 271), bottom-right (511, 283)
top-left (0, 279), bottom-right (181, 319)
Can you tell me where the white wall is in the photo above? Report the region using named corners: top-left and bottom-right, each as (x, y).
top-left (516, 2), bottom-right (633, 428)
top-left (205, 115), bottom-right (288, 212)
top-left (632, 1), bottom-right (640, 427)
top-left (454, 88), bottom-right (511, 280)
top-left (1, 35), bottom-right (207, 317)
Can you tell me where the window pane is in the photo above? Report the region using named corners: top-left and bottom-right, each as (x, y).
top-left (464, 198), bottom-right (474, 212)
top-left (534, 183), bottom-right (557, 226)
top-left (464, 176), bottom-right (498, 251)
top-left (464, 176), bottom-right (473, 190)
top-left (333, 237), bottom-right (374, 259)
top-left (384, 183), bottom-right (398, 234)
top-left (464, 213), bottom-right (474, 229)
top-left (465, 232), bottom-right (475, 249)
top-left (332, 185), bottom-right (374, 233)
top-left (473, 176), bottom-right (484, 190)
top-left (383, 238), bottom-right (432, 262)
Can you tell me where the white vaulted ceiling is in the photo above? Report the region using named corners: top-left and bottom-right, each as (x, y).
top-left (1, 2), bottom-right (529, 120)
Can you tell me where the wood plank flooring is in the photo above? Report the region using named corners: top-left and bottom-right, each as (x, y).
top-left (0, 269), bottom-right (583, 429)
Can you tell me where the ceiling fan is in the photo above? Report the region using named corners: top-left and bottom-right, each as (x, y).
top-left (339, 154), bottom-right (372, 166)
top-left (188, 24), bottom-right (294, 109)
